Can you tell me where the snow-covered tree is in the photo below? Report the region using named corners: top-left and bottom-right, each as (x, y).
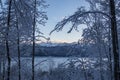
top-left (50, 0), bottom-right (120, 80)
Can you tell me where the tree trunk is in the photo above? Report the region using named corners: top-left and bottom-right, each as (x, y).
top-left (0, 57), bottom-right (1, 79)
top-left (6, 0), bottom-right (12, 80)
top-left (32, 0), bottom-right (36, 80)
top-left (109, 0), bottom-right (120, 80)
top-left (2, 57), bottom-right (5, 80)
top-left (16, 19), bottom-right (21, 80)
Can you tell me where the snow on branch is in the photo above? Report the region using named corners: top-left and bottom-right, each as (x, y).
top-left (50, 9), bottom-right (111, 35)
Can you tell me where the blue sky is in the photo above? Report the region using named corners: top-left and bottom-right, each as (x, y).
top-left (39, 0), bottom-right (89, 43)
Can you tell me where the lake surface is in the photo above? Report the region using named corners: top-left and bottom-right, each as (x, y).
top-left (11, 57), bottom-right (107, 71)
top-left (11, 57), bottom-right (71, 71)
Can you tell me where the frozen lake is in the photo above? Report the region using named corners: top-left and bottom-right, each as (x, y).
top-left (11, 57), bottom-right (107, 71)
top-left (11, 57), bottom-right (72, 71)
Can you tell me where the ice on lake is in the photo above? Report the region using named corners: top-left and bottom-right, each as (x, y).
top-left (11, 57), bottom-right (107, 71)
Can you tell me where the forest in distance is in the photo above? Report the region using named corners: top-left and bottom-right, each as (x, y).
top-left (0, 0), bottom-right (120, 80)
top-left (21, 42), bottom-right (96, 57)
